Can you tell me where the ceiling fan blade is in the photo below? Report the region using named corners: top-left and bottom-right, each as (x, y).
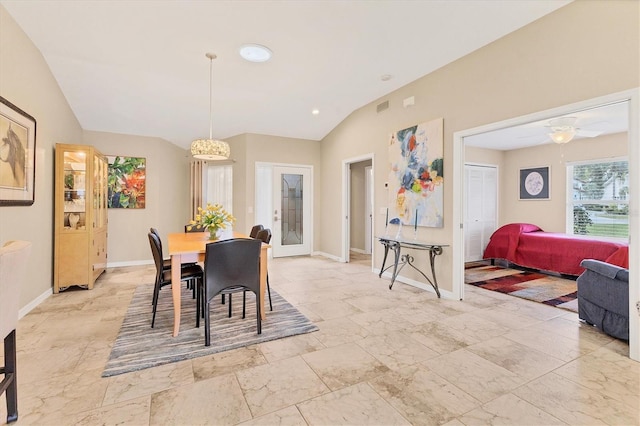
top-left (576, 129), bottom-right (604, 137)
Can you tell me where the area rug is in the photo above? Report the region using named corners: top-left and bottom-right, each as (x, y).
top-left (103, 283), bottom-right (318, 377)
top-left (465, 262), bottom-right (578, 313)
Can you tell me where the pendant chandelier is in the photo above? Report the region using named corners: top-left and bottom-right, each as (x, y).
top-left (191, 53), bottom-right (230, 160)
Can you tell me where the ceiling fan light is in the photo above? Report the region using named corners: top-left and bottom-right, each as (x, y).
top-left (191, 138), bottom-right (230, 160)
top-left (549, 129), bottom-right (576, 144)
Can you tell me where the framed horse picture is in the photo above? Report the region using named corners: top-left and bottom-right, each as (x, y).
top-left (0, 96), bottom-right (36, 206)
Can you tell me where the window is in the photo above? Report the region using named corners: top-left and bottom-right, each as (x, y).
top-left (205, 164), bottom-right (233, 212)
top-left (567, 158), bottom-right (628, 240)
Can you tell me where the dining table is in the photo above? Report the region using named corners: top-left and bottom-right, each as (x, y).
top-left (167, 230), bottom-right (271, 337)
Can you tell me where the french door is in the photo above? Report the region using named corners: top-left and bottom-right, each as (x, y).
top-left (272, 166), bottom-right (312, 257)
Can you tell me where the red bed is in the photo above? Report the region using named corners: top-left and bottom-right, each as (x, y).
top-left (483, 223), bottom-right (628, 276)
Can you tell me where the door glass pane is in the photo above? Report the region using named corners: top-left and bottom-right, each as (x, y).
top-left (281, 173), bottom-right (303, 246)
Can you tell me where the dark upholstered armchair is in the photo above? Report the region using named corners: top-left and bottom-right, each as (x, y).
top-left (576, 259), bottom-right (629, 340)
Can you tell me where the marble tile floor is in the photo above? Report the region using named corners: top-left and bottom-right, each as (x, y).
top-left (1, 255), bottom-right (638, 425)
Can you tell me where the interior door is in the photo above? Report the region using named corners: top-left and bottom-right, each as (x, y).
top-left (364, 166), bottom-right (373, 254)
top-left (464, 164), bottom-right (497, 262)
top-left (272, 166), bottom-right (312, 257)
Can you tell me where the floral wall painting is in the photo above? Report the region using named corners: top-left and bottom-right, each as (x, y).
top-left (0, 96), bottom-right (36, 206)
top-left (107, 156), bottom-right (146, 208)
top-left (388, 118), bottom-right (444, 228)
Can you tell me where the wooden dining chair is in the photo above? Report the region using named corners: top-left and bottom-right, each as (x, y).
top-left (249, 224), bottom-right (263, 238)
top-left (148, 232), bottom-right (203, 328)
top-left (255, 228), bottom-right (273, 311)
top-left (202, 238), bottom-right (262, 346)
top-left (0, 240), bottom-right (32, 423)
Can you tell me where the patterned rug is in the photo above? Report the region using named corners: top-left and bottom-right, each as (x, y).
top-left (103, 283), bottom-right (318, 377)
top-left (465, 261), bottom-right (578, 313)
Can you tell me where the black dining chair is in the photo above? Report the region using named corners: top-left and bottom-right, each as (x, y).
top-left (0, 240), bottom-right (31, 424)
top-left (201, 238), bottom-right (262, 346)
top-left (148, 232), bottom-right (203, 328)
top-left (255, 228), bottom-right (273, 311)
top-left (185, 224), bottom-right (206, 233)
top-left (150, 227), bottom-right (198, 297)
top-left (249, 224), bottom-right (263, 238)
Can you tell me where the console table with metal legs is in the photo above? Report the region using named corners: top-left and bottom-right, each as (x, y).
top-left (377, 236), bottom-right (448, 298)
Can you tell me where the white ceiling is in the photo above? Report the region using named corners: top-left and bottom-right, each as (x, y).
top-left (1, 0), bottom-right (571, 149)
top-left (464, 101), bottom-right (630, 151)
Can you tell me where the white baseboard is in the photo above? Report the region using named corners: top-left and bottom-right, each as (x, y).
top-left (312, 251), bottom-right (344, 262)
top-left (350, 248), bottom-right (366, 254)
top-left (19, 287), bottom-right (52, 319)
top-left (373, 268), bottom-right (455, 300)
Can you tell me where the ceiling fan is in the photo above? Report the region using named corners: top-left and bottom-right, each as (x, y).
top-left (546, 116), bottom-right (604, 144)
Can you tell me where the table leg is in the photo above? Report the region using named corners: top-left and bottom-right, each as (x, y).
top-left (428, 246), bottom-right (443, 298)
top-left (379, 242), bottom-right (390, 278)
top-left (259, 247), bottom-right (267, 321)
top-left (171, 253), bottom-right (182, 337)
top-left (389, 242), bottom-right (402, 289)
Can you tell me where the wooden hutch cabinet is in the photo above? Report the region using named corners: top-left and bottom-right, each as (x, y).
top-left (54, 143), bottom-right (108, 292)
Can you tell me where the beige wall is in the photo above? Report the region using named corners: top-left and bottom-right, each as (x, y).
top-left (82, 130), bottom-right (191, 264)
top-left (501, 132), bottom-right (628, 232)
top-left (465, 146), bottom-right (504, 168)
top-left (320, 1), bottom-right (639, 293)
top-left (240, 133), bottom-right (322, 250)
top-left (0, 6), bottom-right (84, 308)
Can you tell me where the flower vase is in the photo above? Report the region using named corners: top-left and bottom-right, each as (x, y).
top-left (208, 226), bottom-right (220, 240)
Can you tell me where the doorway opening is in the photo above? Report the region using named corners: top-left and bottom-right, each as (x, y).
top-left (453, 89), bottom-right (639, 361)
top-left (342, 154), bottom-right (375, 266)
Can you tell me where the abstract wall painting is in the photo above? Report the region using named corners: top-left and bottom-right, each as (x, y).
top-left (107, 156), bottom-right (146, 209)
top-left (388, 118), bottom-right (444, 229)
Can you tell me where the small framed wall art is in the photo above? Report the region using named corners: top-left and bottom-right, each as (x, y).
top-left (0, 96), bottom-right (36, 206)
top-left (107, 155), bottom-right (146, 208)
top-left (519, 166), bottom-right (550, 200)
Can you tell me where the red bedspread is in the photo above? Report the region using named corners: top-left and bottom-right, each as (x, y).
top-left (483, 223), bottom-right (628, 275)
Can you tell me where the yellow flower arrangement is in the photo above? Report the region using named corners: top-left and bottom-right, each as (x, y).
top-left (188, 203), bottom-right (236, 239)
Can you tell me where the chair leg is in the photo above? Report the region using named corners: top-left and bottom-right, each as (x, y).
top-left (242, 291), bottom-right (246, 319)
top-left (267, 273), bottom-right (272, 311)
top-left (256, 292), bottom-right (262, 335)
top-left (221, 294), bottom-right (225, 304)
top-left (196, 279), bottom-right (201, 328)
top-left (204, 301), bottom-right (211, 346)
top-left (228, 294), bottom-right (232, 318)
top-left (151, 283), bottom-right (160, 328)
top-left (2, 330), bottom-right (18, 423)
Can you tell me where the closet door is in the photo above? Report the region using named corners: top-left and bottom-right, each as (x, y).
top-left (465, 165), bottom-right (497, 262)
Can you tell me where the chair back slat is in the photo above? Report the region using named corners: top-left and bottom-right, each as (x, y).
top-left (249, 224), bottom-right (264, 238)
top-left (147, 232), bottom-right (164, 282)
top-left (256, 228), bottom-right (272, 244)
top-left (204, 238), bottom-right (261, 303)
top-left (185, 224), bottom-right (206, 233)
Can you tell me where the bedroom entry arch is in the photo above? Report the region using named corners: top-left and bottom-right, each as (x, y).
top-left (452, 89), bottom-right (640, 362)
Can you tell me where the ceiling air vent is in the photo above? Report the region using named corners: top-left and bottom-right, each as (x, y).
top-left (376, 100), bottom-right (389, 113)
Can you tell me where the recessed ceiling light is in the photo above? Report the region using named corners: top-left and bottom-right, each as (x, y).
top-left (381, 74), bottom-right (392, 81)
top-left (239, 44), bottom-right (272, 63)
top-left (312, 109), bottom-right (320, 115)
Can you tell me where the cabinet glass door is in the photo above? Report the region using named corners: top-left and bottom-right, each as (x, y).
top-left (63, 150), bottom-right (87, 231)
top-left (93, 154), bottom-right (107, 228)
